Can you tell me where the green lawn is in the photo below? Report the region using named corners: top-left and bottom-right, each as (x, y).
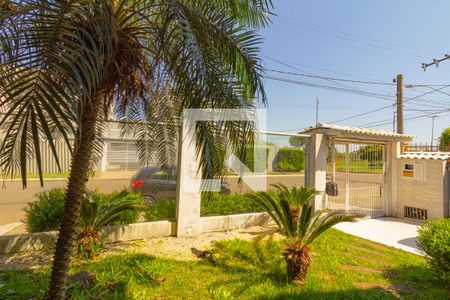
top-left (1, 229), bottom-right (448, 299)
top-left (2, 173), bottom-right (70, 179)
top-left (332, 160), bottom-right (383, 174)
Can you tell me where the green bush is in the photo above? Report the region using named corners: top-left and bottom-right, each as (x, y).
top-left (273, 148), bottom-right (304, 172)
top-left (417, 219), bottom-right (450, 284)
top-left (439, 127), bottom-right (450, 151)
top-left (144, 199), bottom-right (176, 221)
top-left (98, 190), bottom-right (143, 225)
top-left (201, 193), bottom-right (262, 216)
top-left (144, 192), bottom-right (264, 222)
top-left (23, 188), bottom-right (144, 233)
top-left (23, 188), bottom-right (66, 233)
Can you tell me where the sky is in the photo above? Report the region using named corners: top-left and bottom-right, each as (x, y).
top-left (259, 0), bottom-right (450, 143)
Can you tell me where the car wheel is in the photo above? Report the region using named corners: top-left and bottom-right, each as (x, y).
top-left (143, 195), bottom-right (156, 204)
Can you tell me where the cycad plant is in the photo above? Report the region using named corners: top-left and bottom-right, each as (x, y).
top-left (0, 1), bottom-right (272, 298)
top-left (77, 190), bottom-right (141, 259)
top-left (249, 184), bottom-right (360, 285)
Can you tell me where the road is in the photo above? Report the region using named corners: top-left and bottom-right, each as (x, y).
top-left (0, 174), bottom-right (305, 229)
top-left (0, 179), bottom-right (130, 226)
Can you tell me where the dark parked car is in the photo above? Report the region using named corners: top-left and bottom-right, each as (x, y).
top-left (130, 166), bottom-right (230, 203)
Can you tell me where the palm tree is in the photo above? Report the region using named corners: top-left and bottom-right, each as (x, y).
top-left (249, 184), bottom-right (360, 285)
top-left (0, 1), bottom-right (272, 298)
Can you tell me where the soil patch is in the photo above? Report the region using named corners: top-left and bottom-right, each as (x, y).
top-left (341, 264), bottom-right (382, 274)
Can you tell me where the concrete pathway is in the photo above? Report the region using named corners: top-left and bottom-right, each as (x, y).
top-left (334, 217), bottom-right (422, 255)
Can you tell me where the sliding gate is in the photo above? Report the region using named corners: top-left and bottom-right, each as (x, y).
top-left (326, 142), bottom-right (386, 217)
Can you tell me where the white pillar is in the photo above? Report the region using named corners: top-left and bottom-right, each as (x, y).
top-left (97, 142), bottom-right (108, 172)
top-left (305, 133), bottom-right (328, 210)
top-left (386, 141), bottom-right (400, 216)
top-left (175, 126), bottom-right (202, 237)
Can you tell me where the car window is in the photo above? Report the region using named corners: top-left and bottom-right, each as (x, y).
top-left (151, 169), bottom-right (176, 180)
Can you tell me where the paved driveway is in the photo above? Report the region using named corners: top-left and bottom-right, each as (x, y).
top-left (334, 217), bottom-right (422, 255)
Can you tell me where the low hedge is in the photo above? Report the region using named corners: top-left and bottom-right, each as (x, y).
top-left (23, 188), bottom-right (66, 233)
top-left (144, 193), bottom-right (263, 222)
top-left (273, 148), bottom-right (304, 172)
top-left (417, 218), bottom-right (450, 285)
top-left (23, 188), bottom-right (143, 233)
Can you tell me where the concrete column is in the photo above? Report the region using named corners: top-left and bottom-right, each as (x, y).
top-left (97, 142), bottom-right (108, 172)
top-left (175, 126), bottom-right (202, 237)
top-left (305, 133), bottom-right (328, 210)
top-left (385, 141), bottom-right (400, 216)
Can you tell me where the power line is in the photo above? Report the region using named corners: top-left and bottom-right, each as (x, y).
top-left (265, 75), bottom-right (395, 101)
top-left (329, 105), bottom-right (393, 124)
top-left (360, 108), bottom-right (450, 128)
top-left (264, 56), bottom-right (397, 98)
top-left (327, 85), bottom-right (450, 124)
top-left (265, 69), bottom-right (395, 85)
top-left (276, 16), bottom-right (434, 61)
top-left (265, 56), bottom-right (388, 82)
top-left (276, 15), bottom-right (444, 56)
top-left (270, 26), bottom-right (424, 65)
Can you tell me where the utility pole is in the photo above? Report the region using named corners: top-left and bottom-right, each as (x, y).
top-left (315, 97), bottom-right (319, 126)
top-left (430, 115), bottom-right (437, 147)
top-left (395, 74), bottom-right (404, 134)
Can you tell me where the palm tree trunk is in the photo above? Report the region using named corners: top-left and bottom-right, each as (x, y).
top-left (284, 244), bottom-right (312, 285)
top-left (46, 96), bottom-right (101, 300)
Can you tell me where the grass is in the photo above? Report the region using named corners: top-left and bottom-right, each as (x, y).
top-left (1, 229), bottom-right (448, 299)
top-left (1, 172), bottom-right (70, 179)
top-left (331, 160), bottom-right (383, 174)
top-left (144, 193), bottom-right (263, 221)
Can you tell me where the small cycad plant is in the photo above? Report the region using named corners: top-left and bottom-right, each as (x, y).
top-left (249, 184), bottom-right (360, 284)
top-left (77, 190), bottom-right (142, 258)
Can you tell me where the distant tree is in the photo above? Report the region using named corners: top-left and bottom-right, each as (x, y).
top-left (289, 136), bottom-right (305, 148)
top-left (358, 145), bottom-right (382, 160)
top-left (357, 145), bottom-right (383, 168)
top-left (439, 128), bottom-right (450, 151)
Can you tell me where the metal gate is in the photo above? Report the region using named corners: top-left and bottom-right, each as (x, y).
top-left (326, 142), bottom-right (386, 217)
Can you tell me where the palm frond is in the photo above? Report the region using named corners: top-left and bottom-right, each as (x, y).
top-left (251, 185), bottom-right (361, 246)
top-left (0, 0), bottom-right (118, 186)
top-left (302, 210), bottom-right (360, 246)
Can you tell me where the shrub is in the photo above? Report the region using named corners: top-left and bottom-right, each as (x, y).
top-left (273, 148), bottom-right (304, 172)
top-left (23, 188), bottom-right (66, 233)
top-left (144, 199), bottom-right (176, 221)
top-left (23, 188), bottom-right (144, 233)
top-left (417, 219), bottom-right (450, 284)
top-left (98, 190), bottom-right (144, 225)
top-left (201, 193), bottom-right (262, 216)
top-left (143, 192), bottom-right (264, 222)
top-left (439, 128), bottom-right (450, 151)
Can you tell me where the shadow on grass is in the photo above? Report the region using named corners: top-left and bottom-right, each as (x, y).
top-left (383, 264), bottom-right (450, 299)
top-left (258, 288), bottom-right (396, 300)
top-left (1, 238), bottom-right (449, 299)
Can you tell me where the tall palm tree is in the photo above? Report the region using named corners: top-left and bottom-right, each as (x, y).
top-left (0, 1), bottom-right (272, 298)
top-left (249, 184), bottom-right (360, 285)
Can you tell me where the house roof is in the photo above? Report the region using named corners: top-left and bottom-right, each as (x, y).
top-left (301, 123), bottom-right (415, 141)
top-left (399, 152), bottom-right (450, 161)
